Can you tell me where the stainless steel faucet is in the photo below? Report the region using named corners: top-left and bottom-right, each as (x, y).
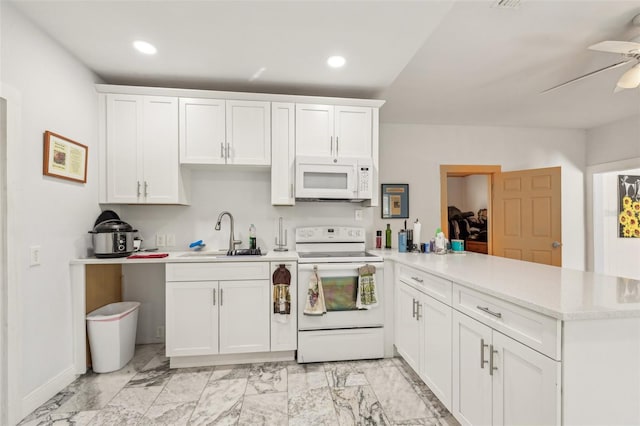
top-left (215, 211), bottom-right (242, 255)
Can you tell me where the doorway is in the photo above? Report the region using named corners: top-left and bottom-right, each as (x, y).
top-left (440, 165), bottom-right (500, 255)
top-left (440, 165), bottom-right (563, 266)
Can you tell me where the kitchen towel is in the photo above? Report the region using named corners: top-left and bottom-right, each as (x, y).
top-left (303, 265), bottom-right (326, 316)
top-left (272, 264), bottom-right (291, 322)
top-left (356, 264), bottom-right (378, 309)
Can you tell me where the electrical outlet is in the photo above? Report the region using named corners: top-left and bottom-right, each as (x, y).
top-left (355, 209), bottom-right (363, 221)
top-left (166, 234), bottom-right (175, 247)
top-left (156, 234), bottom-right (166, 247)
top-left (29, 246), bottom-right (41, 266)
top-left (156, 326), bottom-right (165, 339)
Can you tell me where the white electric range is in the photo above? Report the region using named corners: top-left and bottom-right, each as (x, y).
top-left (296, 226), bottom-right (385, 363)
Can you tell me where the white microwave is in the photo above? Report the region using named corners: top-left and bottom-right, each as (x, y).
top-left (295, 156), bottom-right (373, 201)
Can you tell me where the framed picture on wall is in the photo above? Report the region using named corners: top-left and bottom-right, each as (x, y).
top-left (43, 131), bottom-right (88, 183)
top-left (618, 174), bottom-right (640, 238)
top-left (381, 184), bottom-right (409, 218)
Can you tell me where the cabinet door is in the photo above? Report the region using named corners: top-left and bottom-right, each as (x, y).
top-left (334, 106), bottom-right (372, 158)
top-left (295, 104), bottom-right (334, 157)
top-left (165, 281), bottom-right (219, 357)
top-left (270, 262), bottom-right (297, 351)
top-left (271, 102), bottom-right (295, 205)
top-left (106, 94), bottom-right (142, 203)
top-left (453, 311), bottom-right (492, 426)
top-left (179, 97), bottom-right (226, 164)
top-left (219, 280), bottom-right (270, 354)
top-left (226, 100), bottom-right (271, 165)
top-left (142, 96), bottom-right (179, 203)
top-left (492, 332), bottom-right (560, 426)
top-left (421, 294), bottom-right (452, 411)
top-left (395, 281), bottom-right (422, 372)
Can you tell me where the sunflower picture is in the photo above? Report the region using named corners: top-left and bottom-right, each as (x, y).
top-left (619, 174), bottom-right (640, 238)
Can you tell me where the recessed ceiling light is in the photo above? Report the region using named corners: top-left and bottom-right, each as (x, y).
top-left (327, 56), bottom-right (346, 68)
top-left (133, 40), bottom-right (157, 55)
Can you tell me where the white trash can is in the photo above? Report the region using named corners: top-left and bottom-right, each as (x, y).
top-left (86, 301), bottom-right (140, 373)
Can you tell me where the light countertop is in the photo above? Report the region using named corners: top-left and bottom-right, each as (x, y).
top-left (71, 250), bottom-right (299, 265)
top-left (371, 249), bottom-right (640, 321)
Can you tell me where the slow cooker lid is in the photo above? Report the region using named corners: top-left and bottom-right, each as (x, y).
top-left (91, 219), bottom-right (136, 233)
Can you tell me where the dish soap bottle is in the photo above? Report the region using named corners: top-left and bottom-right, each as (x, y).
top-left (385, 224), bottom-right (392, 249)
top-left (249, 224), bottom-right (257, 250)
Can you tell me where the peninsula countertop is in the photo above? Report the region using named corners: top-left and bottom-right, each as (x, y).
top-left (371, 249), bottom-right (640, 321)
top-left (71, 250), bottom-right (300, 265)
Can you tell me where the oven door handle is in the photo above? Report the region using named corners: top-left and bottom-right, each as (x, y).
top-left (298, 263), bottom-right (373, 272)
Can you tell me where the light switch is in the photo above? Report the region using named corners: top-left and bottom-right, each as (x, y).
top-left (29, 246), bottom-right (41, 266)
top-left (166, 234), bottom-right (175, 247)
top-left (156, 234), bottom-right (166, 247)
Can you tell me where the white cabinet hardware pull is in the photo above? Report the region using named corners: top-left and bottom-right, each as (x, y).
top-left (336, 136), bottom-right (339, 156)
top-left (144, 181), bottom-right (149, 197)
top-left (480, 338), bottom-right (489, 369)
top-left (220, 289), bottom-right (223, 306)
top-left (416, 302), bottom-right (422, 320)
top-left (220, 143), bottom-right (224, 158)
top-left (212, 290), bottom-right (216, 306)
top-left (412, 298), bottom-right (416, 318)
top-left (330, 136), bottom-right (333, 155)
top-left (477, 306), bottom-right (502, 318)
top-left (137, 181), bottom-right (141, 197)
top-left (489, 344), bottom-right (498, 375)
top-left (411, 276), bottom-right (424, 283)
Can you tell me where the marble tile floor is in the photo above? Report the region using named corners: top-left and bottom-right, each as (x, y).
top-left (20, 344), bottom-right (460, 426)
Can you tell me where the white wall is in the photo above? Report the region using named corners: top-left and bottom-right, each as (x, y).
top-left (376, 123), bottom-right (587, 270)
top-left (1, 3), bottom-right (101, 411)
top-left (586, 114), bottom-right (640, 166)
top-left (593, 168), bottom-right (640, 280)
top-left (447, 175), bottom-right (488, 214)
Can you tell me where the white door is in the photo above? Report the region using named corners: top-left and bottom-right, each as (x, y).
top-left (295, 104), bottom-right (334, 157)
top-left (334, 106), bottom-right (372, 158)
top-left (106, 94), bottom-right (142, 203)
top-left (491, 332), bottom-right (560, 426)
top-left (165, 281), bottom-right (219, 357)
top-left (178, 97), bottom-right (226, 164)
top-left (395, 281), bottom-right (422, 372)
top-left (219, 280), bottom-right (270, 354)
top-left (226, 100), bottom-right (271, 165)
top-left (453, 311), bottom-right (492, 426)
top-left (271, 102), bottom-right (295, 205)
top-left (142, 96), bottom-right (179, 203)
top-left (421, 294), bottom-right (452, 411)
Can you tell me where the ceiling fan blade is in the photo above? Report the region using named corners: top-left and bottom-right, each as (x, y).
top-left (540, 60), bottom-right (633, 94)
top-left (588, 41), bottom-right (640, 54)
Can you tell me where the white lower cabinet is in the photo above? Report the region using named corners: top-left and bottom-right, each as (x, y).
top-left (452, 310), bottom-right (560, 426)
top-left (395, 269), bottom-right (452, 410)
top-left (165, 263), bottom-right (270, 357)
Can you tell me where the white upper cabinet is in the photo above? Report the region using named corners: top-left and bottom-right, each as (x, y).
top-left (334, 106), bottom-right (372, 158)
top-left (178, 98), bottom-right (270, 166)
top-left (296, 104), bottom-right (372, 159)
top-left (104, 94), bottom-right (184, 204)
top-left (271, 102), bottom-right (296, 205)
top-left (226, 100), bottom-right (271, 165)
top-left (179, 98), bottom-right (226, 164)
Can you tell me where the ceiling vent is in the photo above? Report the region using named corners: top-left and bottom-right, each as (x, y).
top-left (492, 0), bottom-right (522, 8)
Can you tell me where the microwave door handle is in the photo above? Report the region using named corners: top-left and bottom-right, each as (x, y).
top-left (352, 165), bottom-right (358, 196)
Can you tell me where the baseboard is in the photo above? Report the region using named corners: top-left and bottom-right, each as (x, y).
top-left (21, 365), bottom-right (77, 421)
top-left (169, 351), bottom-right (295, 369)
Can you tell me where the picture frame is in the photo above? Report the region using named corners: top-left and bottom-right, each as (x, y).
top-left (43, 131), bottom-right (88, 183)
top-left (381, 183), bottom-right (409, 219)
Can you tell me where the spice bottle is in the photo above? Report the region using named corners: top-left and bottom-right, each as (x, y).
top-left (376, 230), bottom-right (382, 249)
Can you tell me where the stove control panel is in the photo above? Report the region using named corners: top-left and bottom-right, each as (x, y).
top-left (296, 226), bottom-right (365, 243)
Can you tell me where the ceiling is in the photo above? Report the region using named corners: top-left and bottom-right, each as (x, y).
top-left (10, 0), bottom-right (640, 130)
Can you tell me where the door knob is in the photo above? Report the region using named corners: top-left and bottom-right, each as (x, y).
top-left (552, 241), bottom-right (562, 248)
